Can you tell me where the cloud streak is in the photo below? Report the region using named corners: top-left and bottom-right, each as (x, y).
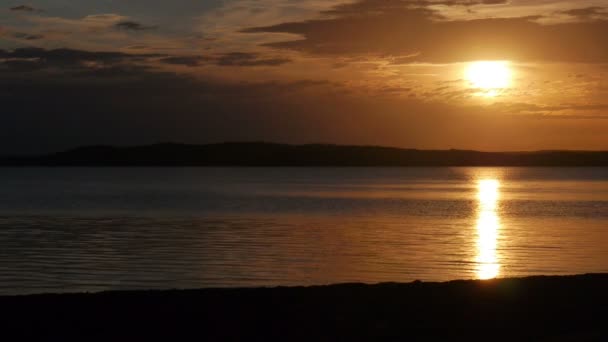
top-left (0, 48), bottom-right (161, 73)
top-left (12, 32), bottom-right (44, 40)
top-left (160, 52), bottom-right (291, 67)
top-left (9, 5), bottom-right (39, 12)
top-left (115, 21), bottom-right (158, 31)
top-left (560, 6), bottom-right (607, 20)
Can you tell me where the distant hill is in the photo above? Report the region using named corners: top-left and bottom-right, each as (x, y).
top-left (1, 142), bottom-right (608, 166)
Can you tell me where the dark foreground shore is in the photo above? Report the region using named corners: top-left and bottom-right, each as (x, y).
top-left (1, 274), bottom-right (607, 341)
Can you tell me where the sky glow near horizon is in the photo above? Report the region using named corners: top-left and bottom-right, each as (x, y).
top-left (1, 0), bottom-right (607, 153)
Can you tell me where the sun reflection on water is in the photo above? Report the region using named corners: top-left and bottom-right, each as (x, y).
top-left (476, 179), bottom-right (500, 279)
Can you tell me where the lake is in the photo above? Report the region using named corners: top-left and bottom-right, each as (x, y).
top-left (1, 167), bottom-right (607, 295)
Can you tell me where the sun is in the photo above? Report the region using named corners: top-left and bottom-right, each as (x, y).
top-left (465, 61), bottom-right (512, 97)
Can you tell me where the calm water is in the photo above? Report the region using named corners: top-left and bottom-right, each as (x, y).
top-left (1, 167), bottom-right (607, 295)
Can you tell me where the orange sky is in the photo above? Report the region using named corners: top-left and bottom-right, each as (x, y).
top-left (1, 0), bottom-right (607, 152)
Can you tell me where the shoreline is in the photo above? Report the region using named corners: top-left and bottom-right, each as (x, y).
top-left (1, 274), bottom-right (607, 340)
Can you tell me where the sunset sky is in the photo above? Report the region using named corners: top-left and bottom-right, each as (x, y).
top-left (2, 0), bottom-right (607, 153)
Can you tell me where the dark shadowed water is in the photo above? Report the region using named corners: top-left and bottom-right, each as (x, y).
top-left (1, 167), bottom-right (607, 295)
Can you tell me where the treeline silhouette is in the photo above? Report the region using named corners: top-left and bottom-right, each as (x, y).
top-left (2, 142), bottom-right (608, 166)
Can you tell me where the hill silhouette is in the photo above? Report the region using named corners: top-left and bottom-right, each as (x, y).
top-left (1, 142), bottom-right (607, 166)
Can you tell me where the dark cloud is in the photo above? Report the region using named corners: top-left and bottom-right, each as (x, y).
top-left (9, 5), bottom-right (38, 12)
top-left (321, 0), bottom-right (506, 17)
top-left (4, 47), bottom-right (132, 60)
top-left (12, 32), bottom-right (44, 40)
top-left (1, 47), bottom-right (288, 77)
top-left (160, 56), bottom-right (205, 67)
top-left (244, 0), bottom-right (608, 63)
top-left (1, 47), bottom-right (159, 63)
top-left (215, 52), bottom-right (291, 66)
top-left (560, 7), bottom-right (607, 19)
top-left (160, 53), bottom-right (291, 67)
top-left (115, 21), bottom-right (157, 31)
top-left (478, 0), bottom-right (508, 4)
top-left (0, 48), bottom-right (162, 75)
top-left (125, 45), bottom-right (150, 50)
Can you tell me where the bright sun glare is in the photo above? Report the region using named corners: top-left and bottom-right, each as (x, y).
top-left (465, 61), bottom-right (512, 97)
top-left (476, 179), bottom-right (500, 280)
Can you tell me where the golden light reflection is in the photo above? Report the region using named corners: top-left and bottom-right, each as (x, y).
top-left (465, 61), bottom-right (512, 97)
top-left (476, 179), bottom-right (500, 279)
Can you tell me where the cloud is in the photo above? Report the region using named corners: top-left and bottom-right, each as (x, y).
top-left (478, 0), bottom-right (508, 4)
top-left (321, 0), bottom-right (507, 16)
top-left (490, 102), bottom-right (608, 115)
top-left (12, 32), bottom-right (44, 40)
top-left (2, 47), bottom-right (157, 63)
top-left (215, 52), bottom-right (291, 66)
top-left (243, 0), bottom-right (608, 63)
top-left (560, 6), bottom-right (607, 20)
top-left (0, 47), bottom-right (161, 73)
top-left (115, 21), bottom-right (158, 31)
top-left (22, 13), bottom-right (134, 36)
top-left (8, 13), bottom-right (203, 56)
top-left (160, 52), bottom-right (291, 67)
top-left (9, 5), bottom-right (39, 12)
top-left (0, 25), bottom-right (44, 41)
top-left (160, 56), bottom-right (205, 67)
top-left (0, 47), bottom-right (290, 77)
